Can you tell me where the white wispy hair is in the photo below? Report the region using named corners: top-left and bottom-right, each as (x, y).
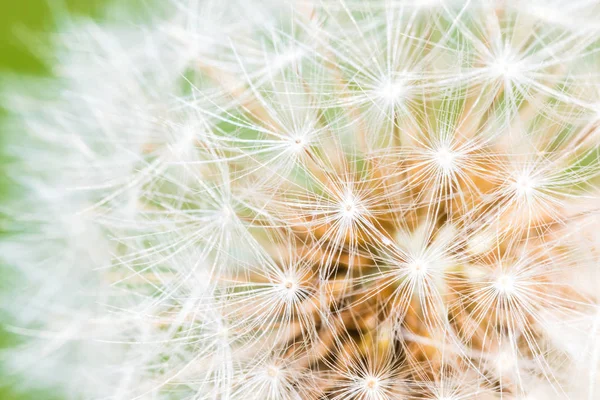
top-left (2, 0), bottom-right (600, 399)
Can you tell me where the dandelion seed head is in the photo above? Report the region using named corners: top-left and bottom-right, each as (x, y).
top-left (491, 58), bottom-right (521, 80)
top-left (278, 276), bottom-right (301, 301)
top-left (363, 375), bottom-right (380, 390)
top-left (339, 191), bottom-right (362, 221)
top-left (488, 47), bottom-right (523, 80)
top-left (494, 273), bottom-right (517, 297)
top-left (220, 204), bottom-right (234, 221)
top-left (290, 134), bottom-right (308, 150)
top-left (4, 0), bottom-right (600, 398)
top-left (266, 364), bottom-right (280, 378)
top-left (408, 257), bottom-right (430, 278)
top-left (512, 172), bottom-right (538, 199)
top-left (432, 145), bottom-right (459, 174)
top-left (377, 76), bottom-right (406, 105)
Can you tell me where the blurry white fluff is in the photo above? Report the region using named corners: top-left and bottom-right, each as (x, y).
top-left (2, 1), bottom-right (600, 399)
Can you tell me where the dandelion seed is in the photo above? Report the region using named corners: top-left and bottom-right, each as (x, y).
top-left (489, 51), bottom-right (522, 81)
top-left (377, 77), bottom-right (406, 105)
top-left (494, 273), bottom-right (517, 297)
top-left (512, 172), bottom-right (538, 199)
top-left (432, 145), bottom-right (459, 174)
top-left (408, 258), bottom-right (430, 278)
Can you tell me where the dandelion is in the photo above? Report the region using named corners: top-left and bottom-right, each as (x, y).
top-left (2, 0), bottom-right (600, 399)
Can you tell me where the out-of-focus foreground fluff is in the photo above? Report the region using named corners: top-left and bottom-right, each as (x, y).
top-left (3, 0), bottom-right (600, 399)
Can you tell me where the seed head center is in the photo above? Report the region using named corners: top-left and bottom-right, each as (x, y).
top-left (365, 377), bottom-right (379, 390)
top-left (379, 79), bottom-right (405, 104)
top-left (494, 273), bottom-right (516, 296)
top-left (408, 259), bottom-right (429, 276)
top-left (490, 52), bottom-right (521, 79)
top-left (290, 135), bottom-right (308, 151)
top-left (340, 196), bottom-right (359, 219)
top-left (434, 147), bottom-right (457, 172)
top-left (512, 174), bottom-right (537, 198)
top-left (267, 365), bottom-right (279, 378)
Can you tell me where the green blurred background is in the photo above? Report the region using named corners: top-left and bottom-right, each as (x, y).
top-left (0, 1), bottom-right (112, 75)
top-left (0, 2), bottom-right (111, 398)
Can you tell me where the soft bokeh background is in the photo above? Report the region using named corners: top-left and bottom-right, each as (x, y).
top-left (0, 2), bottom-right (110, 398)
